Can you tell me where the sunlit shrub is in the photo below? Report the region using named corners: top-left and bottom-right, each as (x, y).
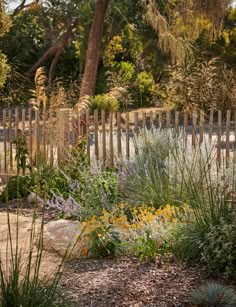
top-left (90, 93), bottom-right (119, 113)
top-left (78, 203), bottom-right (187, 259)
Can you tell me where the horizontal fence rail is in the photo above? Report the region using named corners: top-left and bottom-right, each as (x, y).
top-left (0, 107), bottom-right (236, 175)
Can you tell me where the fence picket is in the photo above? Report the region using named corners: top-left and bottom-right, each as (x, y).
top-left (3, 110), bottom-right (7, 174)
top-left (192, 111), bottom-right (197, 147)
top-left (184, 110), bottom-right (188, 143)
top-left (86, 110), bottom-right (90, 163)
top-left (15, 108), bottom-right (19, 138)
top-left (126, 112), bottom-right (130, 160)
top-left (49, 110), bottom-right (54, 164)
top-left (209, 109), bottom-right (214, 142)
top-left (35, 110), bottom-right (39, 167)
top-left (0, 108), bottom-right (235, 174)
top-left (200, 111), bottom-right (205, 144)
top-left (134, 112), bottom-right (139, 136)
top-left (117, 112), bottom-right (122, 157)
top-left (94, 110), bottom-right (99, 161)
top-left (175, 111), bottom-right (179, 133)
top-left (158, 112), bottom-right (162, 129)
top-left (150, 111), bottom-right (154, 131)
top-left (102, 110), bottom-right (106, 165)
top-left (167, 110), bottom-right (171, 128)
top-left (226, 110), bottom-right (231, 168)
top-left (217, 110), bottom-right (222, 167)
top-left (42, 109), bottom-right (46, 159)
top-left (109, 113), bottom-right (114, 167)
top-left (142, 112), bottom-right (146, 129)
top-left (9, 109), bottom-right (13, 170)
top-left (29, 108), bottom-right (32, 164)
top-left (22, 108), bottom-right (26, 135)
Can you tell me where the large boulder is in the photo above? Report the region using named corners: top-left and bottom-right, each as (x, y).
top-left (43, 219), bottom-right (84, 259)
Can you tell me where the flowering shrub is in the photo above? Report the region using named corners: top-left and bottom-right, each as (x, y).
top-left (78, 203), bottom-right (189, 259)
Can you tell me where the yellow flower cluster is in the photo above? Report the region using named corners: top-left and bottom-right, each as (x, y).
top-left (78, 203), bottom-right (191, 255)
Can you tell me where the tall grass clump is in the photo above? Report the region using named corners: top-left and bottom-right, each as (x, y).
top-left (118, 128), bottom-right (188, 208)
top-left (0, 196), bottom-right (71, 306)
top-left (171, 138), bottom-right (236, 278)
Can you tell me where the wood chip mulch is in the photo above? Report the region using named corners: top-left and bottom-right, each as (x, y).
top-left (59, 257), bottom-right (209, 307)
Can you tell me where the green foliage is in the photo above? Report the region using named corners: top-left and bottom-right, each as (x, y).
top-left (69, 165), bottom-right (118, 220)
top-left (103, 35), bottom-right (124, 67)
top-left (190, 282), bottom-right (236, 307)
top-left (87, 224), bottom-right (121, 258)
top-left (136, 71), bottom-right (153, 94)
top-left (136, 71), bottom-right (159, 107)
top-left (30, 163), bottom-right (69, 199)
top-left (0, 50), bottom-right (10, 90)
top-left (90, 93), bottom-right (119, 113)
top-left (132, 229), bottom-right (168, 263)
top-left (114, 61), bottom-right (135, 84)
top-left (200, 219), bottom-right (236, 278)
top-left (13, 134), bottom-right (29, 175)
top-left (1, 176), bottom-right (31, 202)
top-left (65, 137), bottom-right (89, 175)
top-left (46, 138), bottom-right (119, 220)
top-left (119, 129), bottom-right (182, 208)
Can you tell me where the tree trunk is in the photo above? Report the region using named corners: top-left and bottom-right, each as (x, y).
top-left (76, 0), bottom-right (110, 108)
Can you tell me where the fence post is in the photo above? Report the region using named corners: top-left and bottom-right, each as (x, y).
top-left (57, 109), bottom-right (69, 165)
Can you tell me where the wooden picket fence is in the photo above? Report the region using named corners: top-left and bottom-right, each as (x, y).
top-left (0, 107), bottom-right (235, 175)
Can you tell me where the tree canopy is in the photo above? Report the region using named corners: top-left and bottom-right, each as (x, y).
top-left (0, 0), bottom-right (235, 111)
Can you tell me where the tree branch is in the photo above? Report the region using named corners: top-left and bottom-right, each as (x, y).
top-left (26, 20), bottom-right (78, 78)
top-left (13, 0), bottom-right (39, 16)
